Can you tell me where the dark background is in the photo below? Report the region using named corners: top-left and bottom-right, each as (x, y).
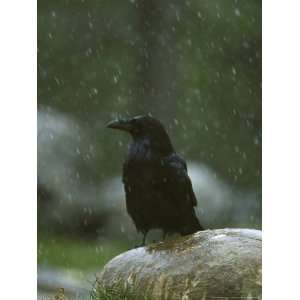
top-left (37, 0), bottom-right (261, 279)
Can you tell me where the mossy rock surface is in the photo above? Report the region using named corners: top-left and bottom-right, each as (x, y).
top-left (96, 228), bottom-right (261, 300)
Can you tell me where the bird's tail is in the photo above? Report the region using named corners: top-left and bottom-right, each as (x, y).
top-left (180, 212), bottom-right (204, 236)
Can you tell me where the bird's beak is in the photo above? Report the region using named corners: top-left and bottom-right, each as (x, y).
top-left (106, 119), bottom-right (132, 132)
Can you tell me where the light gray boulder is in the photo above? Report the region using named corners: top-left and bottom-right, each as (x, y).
top-left (96, 228), bottom-right (262, 300)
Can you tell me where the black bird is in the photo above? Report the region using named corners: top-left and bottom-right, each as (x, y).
top-left (107, 115), bottom-right (203, 245)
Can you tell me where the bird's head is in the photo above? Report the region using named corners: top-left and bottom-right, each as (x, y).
top-left (106, 115), bottom-right (174, 155)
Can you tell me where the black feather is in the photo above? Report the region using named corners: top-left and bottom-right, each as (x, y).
top-left (107, 115), bottom-right (204, 245)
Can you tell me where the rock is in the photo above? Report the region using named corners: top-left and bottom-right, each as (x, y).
top-left (96, 228), bottom-right (261, 300)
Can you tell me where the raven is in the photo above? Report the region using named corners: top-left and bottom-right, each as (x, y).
top-left (107, 115), bottom-right (203, 245)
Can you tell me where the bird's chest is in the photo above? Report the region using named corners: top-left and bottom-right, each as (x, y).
top-left (123, 156), bottom-right (166, 225)
top-left (122, 142), bottom-right (165, 192)
top-left (123, 157), bottom-right (161, 187)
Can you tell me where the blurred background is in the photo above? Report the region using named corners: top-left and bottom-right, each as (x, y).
top-left (38, 0), bottom-right (261, 298)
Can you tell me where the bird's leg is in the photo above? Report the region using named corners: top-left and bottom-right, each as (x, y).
top-left (134, 231), bottom-right (148, 248)
top-left (162, 231), bottom-right (168, 240)
top-left (141, 231), bottom-right (148, 246)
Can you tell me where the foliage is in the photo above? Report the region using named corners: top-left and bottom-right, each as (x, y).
top-left (38, 0), bottom-right (261, 189)
top-left (38, 235), bottom-right (129, 270)
top-left (89, 278), bottom-right (152, 300)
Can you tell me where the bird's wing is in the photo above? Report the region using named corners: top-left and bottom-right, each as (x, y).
top-left (162, 153), bottom-right (198, 208)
